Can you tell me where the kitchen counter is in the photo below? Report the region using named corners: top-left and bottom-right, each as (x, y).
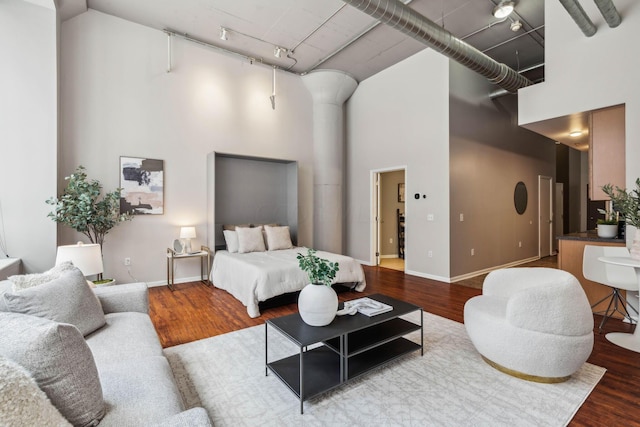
top-left (557, 231), bottom-right (624, 243)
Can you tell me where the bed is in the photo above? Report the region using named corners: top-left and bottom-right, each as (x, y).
top-left (210, 247), bottom-right (366, 318)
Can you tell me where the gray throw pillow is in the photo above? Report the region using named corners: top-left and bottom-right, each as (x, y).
top-left (0, 312), bottom-right (105, 427)
top-left (9, 261), bottom-right (77, 292)
top-left (3, 269), bottom-right (105, 336)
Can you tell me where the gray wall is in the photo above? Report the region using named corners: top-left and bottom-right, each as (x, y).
top-left (380, 170), bottom-right (405, 256)
top-left (449, 61), bottom-right (556, 279)
top-left (0, 0), bottom-right (57, 272)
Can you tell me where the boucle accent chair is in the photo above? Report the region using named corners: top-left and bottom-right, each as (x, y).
top-left (464, 267), bottom-right (594, 383)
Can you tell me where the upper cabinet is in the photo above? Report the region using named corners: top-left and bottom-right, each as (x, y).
top-left (589, 104), bottom-right (625, 201)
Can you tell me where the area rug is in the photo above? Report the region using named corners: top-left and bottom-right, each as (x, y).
top-left (164, 311), bottom-right (605, 426)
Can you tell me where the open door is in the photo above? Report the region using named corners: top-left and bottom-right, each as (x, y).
top-left (539, 176), bottom-right (553, 258)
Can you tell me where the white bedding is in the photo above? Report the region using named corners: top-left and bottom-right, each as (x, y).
top-left (210, 247), bottom-right (366, 318)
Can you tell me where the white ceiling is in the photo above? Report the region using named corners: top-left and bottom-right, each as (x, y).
top-left (60, 0), bottom-right (545, 83)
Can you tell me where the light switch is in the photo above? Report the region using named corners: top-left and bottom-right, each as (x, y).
top-left (427, 214), bottom-right (434, 221)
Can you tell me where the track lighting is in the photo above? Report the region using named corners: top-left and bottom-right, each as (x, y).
top-left (219, 27), bottom-right (228, 41)
top-left (510, 20), bottom-right (522, 31)
top-left (274, 46), bottom-right (287, 58)
top-left (492, 1), bottom-right (515, 19)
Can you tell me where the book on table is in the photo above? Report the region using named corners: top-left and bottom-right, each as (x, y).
top-left (344, 297), bottom-right (393, 316)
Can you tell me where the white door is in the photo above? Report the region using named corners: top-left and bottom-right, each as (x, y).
top-left (555, 183), bottom-right (564, 252)
top-left (375, 173), bottom-right (381, 266)
top-left (539, 176), bottom-right (553, 257)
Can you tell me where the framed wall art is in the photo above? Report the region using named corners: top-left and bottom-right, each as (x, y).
top-left (119, 157), bottom-right (164, 215)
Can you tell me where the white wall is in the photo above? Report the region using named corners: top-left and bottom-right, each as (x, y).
top-left (346, 50), bottom-right (451, 281)
top-left (519, 0), bottom-right (640, 203)
top-left (0, 0), bottom-right (57, 273)
top-left (60, 10), bottom-right (314, 285)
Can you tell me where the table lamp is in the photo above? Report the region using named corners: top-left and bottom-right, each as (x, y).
top-left (55, 242), bottom-right (104, 279)
top-left (180, 227), bottom-right (196, 253)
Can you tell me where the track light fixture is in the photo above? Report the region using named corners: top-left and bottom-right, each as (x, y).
top-left (492, 1), bottom-right (515, 19)
top-left (274, 46), bottom-right (287, 58)
top-left (219, 27), bottom-right (228, 41)
top-left (510, 20), bottom-right (522, 31)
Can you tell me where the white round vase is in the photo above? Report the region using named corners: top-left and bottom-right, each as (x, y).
top-left (298, 284), bottom-right (338, 327)
top-left (597, 224), bottom-right (618, 239)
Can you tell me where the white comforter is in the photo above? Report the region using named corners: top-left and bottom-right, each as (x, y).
top-left (210, 247), bottom-right (366, 318)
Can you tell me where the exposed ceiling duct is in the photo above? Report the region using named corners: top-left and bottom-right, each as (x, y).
top-left (593, 0), bottom-right (622, 28)
top-left (341, 0), bottom-right (532, 93)
top-left (558, 0), bottom-right (597, 36)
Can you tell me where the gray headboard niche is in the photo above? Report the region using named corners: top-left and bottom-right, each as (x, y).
top-left (206, 152), bottom-right (298, 250)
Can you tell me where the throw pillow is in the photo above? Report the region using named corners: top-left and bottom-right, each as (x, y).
top-left (4, 268), bottom-right (105, 336)
top-left (9, 261), bottom-right (76, 292)
top-left (236, 226), bottom-right (266, 253)
top-left (223, 230), bottom-right (239, 253)
top-left (0, 312), bottom-right (105, 427)
top-left (0, 355), bottom-right (72, 427)
top-left (264, 225), bottom-right (293, 251)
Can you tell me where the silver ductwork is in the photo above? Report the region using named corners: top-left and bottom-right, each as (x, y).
top-left (559, 0), bottom-right (597, 36)
top-left (341, 0), bottom-right (532, 93)
top-left (593, 0), bottom-right (621, 28)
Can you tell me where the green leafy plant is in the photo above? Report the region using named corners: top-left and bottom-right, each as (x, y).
top-left (602, 178), bottom-right (640, 229)
top-left (596, 207), bottom-right (619, 225)
top-left (296, 248), bottom-right (339, 286)
top-left (46, 166), bottom-right (133, 249)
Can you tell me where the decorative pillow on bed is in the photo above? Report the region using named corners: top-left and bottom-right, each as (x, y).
top-left (223, 230), bottom-right (239, 253)
top-left (264, 225), bottom-right (293, 251)
top-left (236, 226), bottom-right (266, 253)
top-left (222, 224), bottom-right (250, 231)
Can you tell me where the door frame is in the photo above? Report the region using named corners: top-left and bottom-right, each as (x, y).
top-left (538, 175), bottom-right (553, 258)
top-left (370, 166), bottom-right (407, 267)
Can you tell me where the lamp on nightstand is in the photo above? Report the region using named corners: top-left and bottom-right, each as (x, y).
top-left (180, 227), bottom-right (196, 254)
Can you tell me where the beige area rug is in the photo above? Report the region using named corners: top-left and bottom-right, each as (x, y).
top-left (164, 311), bottom-right (604, 426)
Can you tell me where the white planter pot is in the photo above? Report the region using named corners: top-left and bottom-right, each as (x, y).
top-left (597, 224), bottom-right (618, 239)
top-left (298, 284), bottom-right (338, 327)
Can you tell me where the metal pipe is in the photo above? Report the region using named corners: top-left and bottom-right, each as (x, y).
top-left (167, 32), bottom-right (172, 73)
top-left (593, 0), bottom-right (621, 28)
top-left (341, 0), bottom-right (531, 93)
top-left (558, 0), bottom-right (597, 37)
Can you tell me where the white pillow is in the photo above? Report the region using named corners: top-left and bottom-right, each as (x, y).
top-left (9, 261), bottom-right (76, 292)
top-left (264, 225), bottom-right (293, 251)
top-left (223, 230), bottom-right (239, 253)
top-left (236, 226), bottom-right (266, 253)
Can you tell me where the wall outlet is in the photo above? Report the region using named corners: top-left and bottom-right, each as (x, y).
top-left (460, 213), bottom-right (464, 222)
top-left (427, 214), bottom-right (434, 221)
top-left (389, 238), bottom-right (393, 244)
top-left (124, 257), bottom-right (131, 266)
top-left (428, 250), bottom-right (433, 258)
top-left (471, 248), bottom-right (475, 256)
top-left (518, 241), bottom-right (522, 248)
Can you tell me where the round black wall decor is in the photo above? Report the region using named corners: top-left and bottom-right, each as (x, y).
top-left (514, 181), bottom-right (528, 215)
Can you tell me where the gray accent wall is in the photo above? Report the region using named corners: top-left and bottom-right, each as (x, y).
top-left (449, 61), bottom-right (556, 279)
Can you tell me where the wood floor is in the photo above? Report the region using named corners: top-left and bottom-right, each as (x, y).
top-left (149, 258), bottom-right (640, 426)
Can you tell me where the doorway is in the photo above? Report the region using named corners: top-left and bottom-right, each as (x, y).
top-left (539, 176), bottom-right (553, 257)
top-left (372, 168), bottom-right (406, 272)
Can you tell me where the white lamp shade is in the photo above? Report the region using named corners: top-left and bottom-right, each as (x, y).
top-left (56, 242), bottom-right (104, 277)
top-left (180, 226), bottom-right (196, 239)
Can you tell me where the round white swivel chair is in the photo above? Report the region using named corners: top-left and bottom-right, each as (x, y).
top-left (583, 245), bottom-right (639, 332)
top-left (464, 268), bottom-right (594, 383)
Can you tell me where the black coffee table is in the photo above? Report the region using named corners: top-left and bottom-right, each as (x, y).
top-left (265, 293), bottom-right (423, 414)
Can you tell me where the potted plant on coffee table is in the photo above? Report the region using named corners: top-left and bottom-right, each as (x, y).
top-left (296, 248), bottom-right (340, 326)
top-left (602, 178), bottom-right (640, 259)
top-left (46, 166), bottom-right (133, 284)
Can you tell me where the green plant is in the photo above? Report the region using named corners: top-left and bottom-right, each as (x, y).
top-left (602, 178), bottom-right (640, 229)
top-left (296, 248), bottom-right (339, 286)
top-left (596, 207), bottom-right (619, 225)
top-left (46, 166), bottom-right (133, 249)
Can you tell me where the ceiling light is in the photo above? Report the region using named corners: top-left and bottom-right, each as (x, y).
top-left (493, 1), bottom-right (515, 19)
top-left (510, 20), bottom-right (522, 31)
top-left (219, 27), bottom-right (228, 41)
top-left (569, 130), bottom-right (583, 137)
top-left (274, 46), bottom-right (286, 58)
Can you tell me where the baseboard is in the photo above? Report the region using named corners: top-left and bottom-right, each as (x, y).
top-left (356, 259), bottom-right (375, 266)
top-left (449, 256), bottom-right (541, 283)
top-left (146, 276), bottom-right (205, 288)
top-left (405, 269), bottom-right (452, 283)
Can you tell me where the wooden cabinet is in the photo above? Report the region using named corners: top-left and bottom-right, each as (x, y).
top-left (589, 104), bottom-right (625, 200)
top-left (558, 236), bottom-right (625, 318)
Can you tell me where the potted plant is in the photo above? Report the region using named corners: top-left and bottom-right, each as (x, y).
top-left (296, 248), bottom-right (340, 326)
top-left (46, 166), bottom-right (133, 283)
top-left (602, 178), bottom-right (640, 259)
top-left (596, 206), bottom-right (619, 238)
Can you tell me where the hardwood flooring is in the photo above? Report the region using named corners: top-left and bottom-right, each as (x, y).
top-left (149, 258), bottom-right (640, 426)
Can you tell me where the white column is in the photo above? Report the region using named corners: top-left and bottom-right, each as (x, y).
top-left (302, 70), bottom-right (357, 253)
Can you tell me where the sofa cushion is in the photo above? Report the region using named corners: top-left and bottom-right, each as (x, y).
top-left (85, 312), bottom-right (164, 366)
top-left (0, 312), bottom-right (105, 427)
top-left (3, 269), bottom-right (105, 336)
top-left (8, 261), bottom-right (76, 291)
top-left (0, 280), bottom-right (10, 312)
top-left (0, 355), bottom-right (72, 427)
top-left (97, 356), bottom-right (184, 426)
